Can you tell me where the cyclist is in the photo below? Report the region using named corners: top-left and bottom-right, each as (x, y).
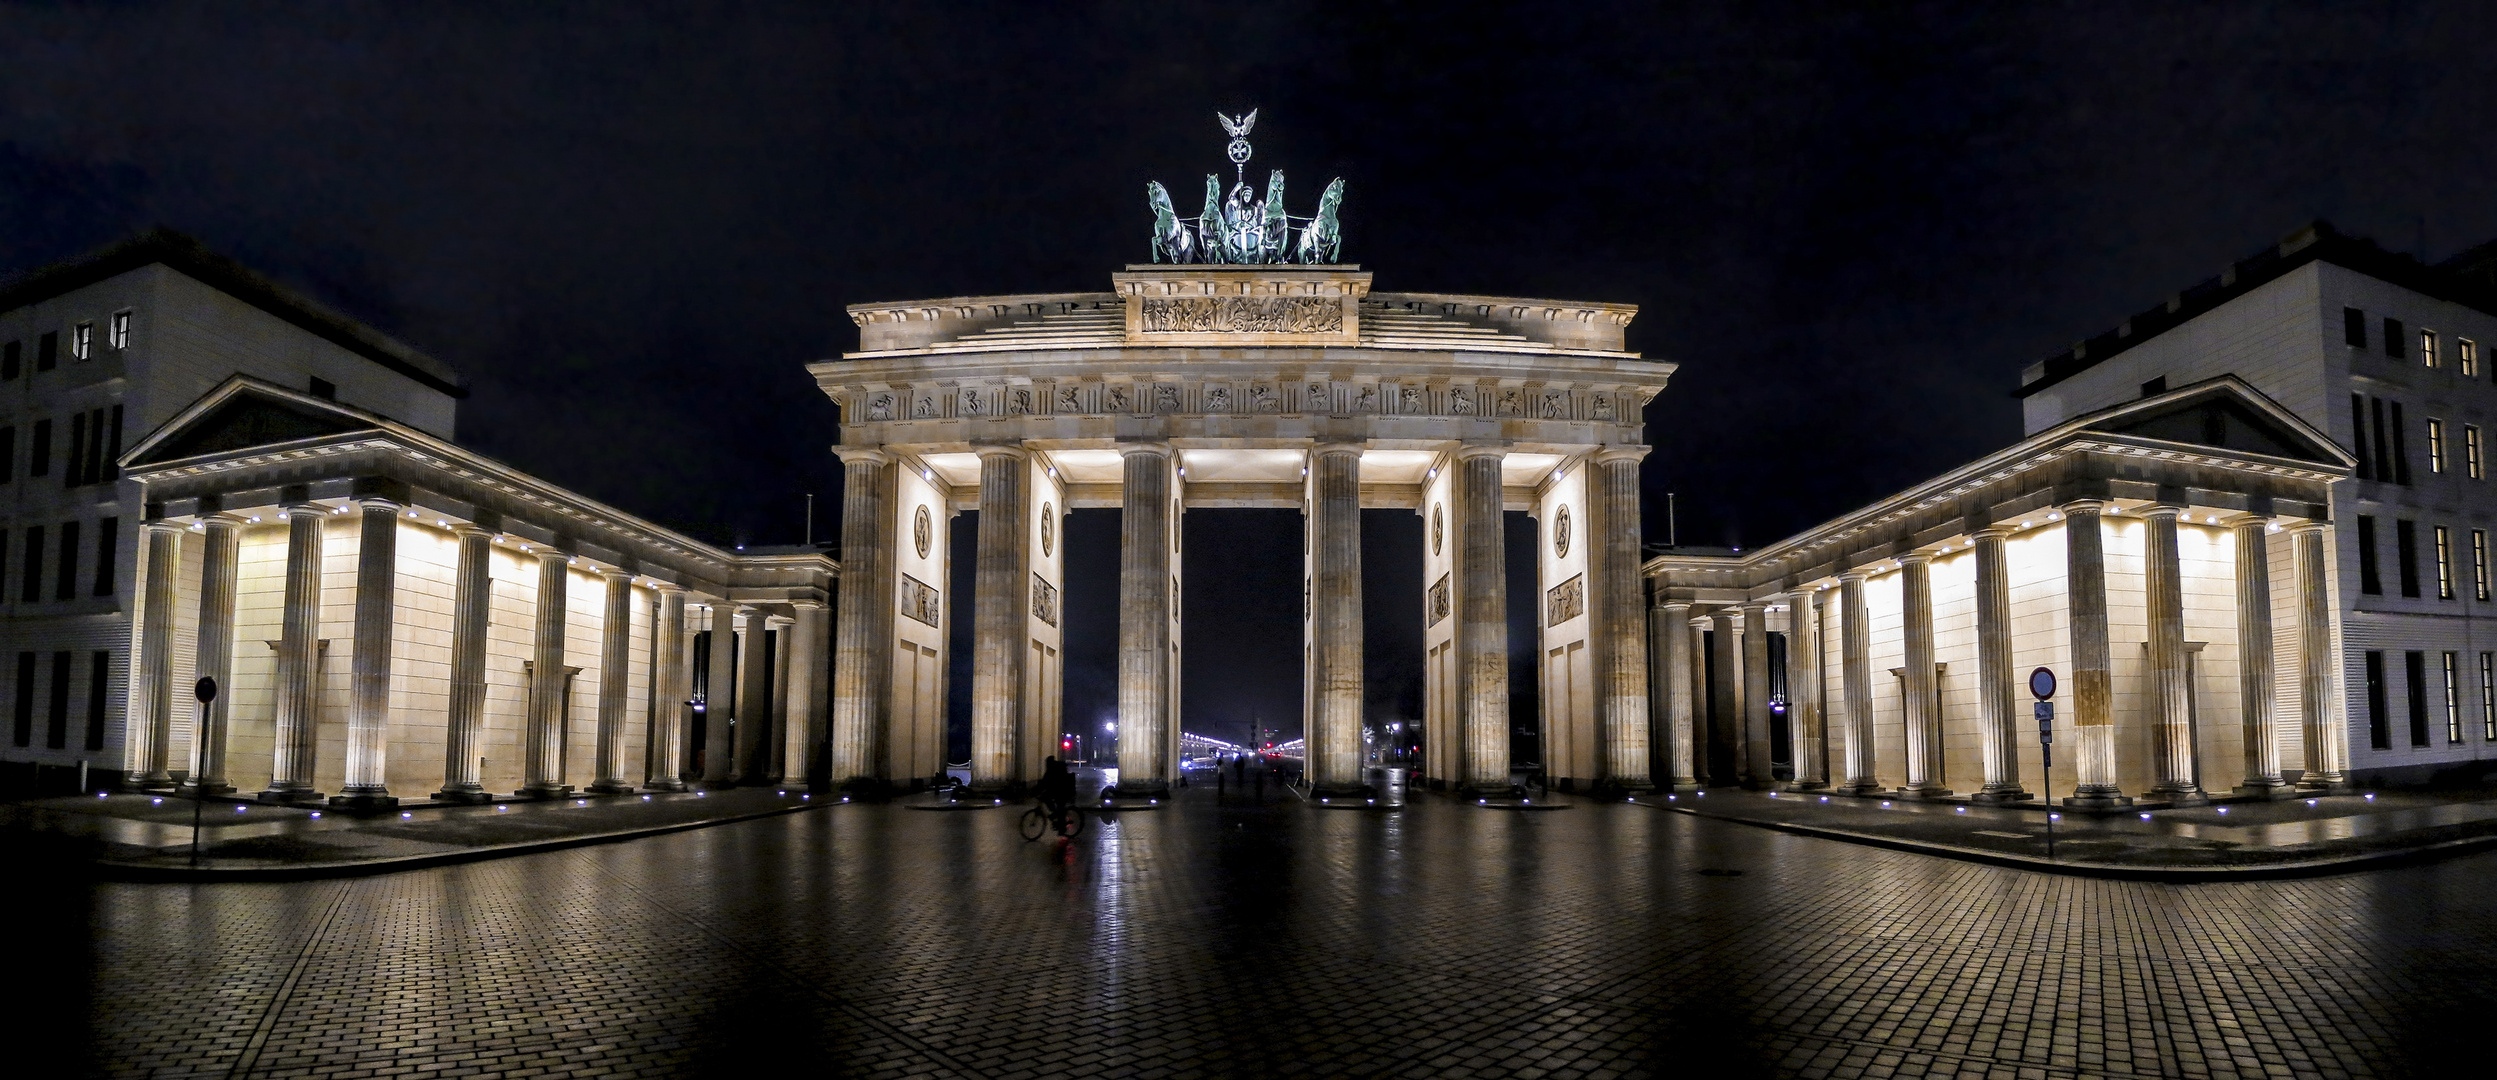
top-left (1037, 756), bottom-right (1077, 834)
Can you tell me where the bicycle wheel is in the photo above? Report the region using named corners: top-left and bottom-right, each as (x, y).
top-left (1018, 806), bottom-right (1048, 841)
top-left (1057, 807), bottom-right (1085, 838)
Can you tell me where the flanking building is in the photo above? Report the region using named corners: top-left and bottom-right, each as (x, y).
top-left (2018, 223), bottom-right (2497, 786)
top-left (0, 234), bottom-right (832, 801)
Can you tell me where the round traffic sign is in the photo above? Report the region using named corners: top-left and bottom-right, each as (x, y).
top-left (2028, 667), bottom-right (2056, 700)
top-left (195, 676), bottom-right (218, 703)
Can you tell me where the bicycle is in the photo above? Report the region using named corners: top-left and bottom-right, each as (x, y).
top-left (1018, 799), bottom-right (1085, 840)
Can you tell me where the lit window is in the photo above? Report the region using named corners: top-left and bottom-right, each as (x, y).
top-left (2435, 525), bottom-right (2455, 599)
top-left (2482, 652), bottom-right (2495, 740)
top-left (2428, 418), bottom-right (2446, 473)
top-left (2478, 529), bottom-right (2491, 601)
top-left (70, 322), bottom-right (91, 361)
top-left (2446, 652), bottom-right (2463, 743)
top-left (2422, 329), bottom-right (2440, 368)
top-left (2470, 424), bottom-right (2486, 480)
top-left (2464, 338), bottom-right (2482, 377)
top-left (108, 311), bottom-right (129, 350)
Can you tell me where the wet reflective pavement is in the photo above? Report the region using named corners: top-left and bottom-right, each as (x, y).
top-left (79, 781), bottom-right (2497, 1078)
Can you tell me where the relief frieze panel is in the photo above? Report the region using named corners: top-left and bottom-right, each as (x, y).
top-left (1137, 295), bottom-right (1344, 334)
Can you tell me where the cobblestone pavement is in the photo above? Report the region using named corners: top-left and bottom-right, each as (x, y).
top-left (69, 782), bottom-right (2496, 1079)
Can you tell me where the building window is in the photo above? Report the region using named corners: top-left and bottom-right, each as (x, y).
top-left (2139, 376), bottom-right (2167, 398)
top-left (2397, 519), bottom-right (2420, 598)
top-left (43, 651), bottom-right (67, 750)
top-left (2421, 329), bottom-right (2440, 368)
top-left (2447, 652), bottom-right (2465, 743)
top-left (90, 517), bottom-right (115, 596)
top-left (20, 526), bottom-right (41, 604)
top-left (1, 340), bottom-right (17, 380)
top-left (309, 376), bottom-right (336, 401)
top-left (2408, 650), bottom-right (2431, 747)
top-left (2345, 307), bottom-right (2368, 348)
top-left (2351, 394), bottom-right (2373, 479)
top-left (2429, 418), bottom-right (2446, 473)
top-left (2465, 337), bottom-right (2482, 377)
top-left (70, 322), bottom-right (91, 361)
top-left (2387, 318), bottom-right (2408, 359)
top-left (53, 519), bottom-right (78, 602)
top-left (2371, 398), bottom-right (2393, 482)
top-left (108, 310), bottom-right (130, 350)
top-left (2482, 652), bottom-right (2495, 740)
top-left (0, 426), bottom-right (15, 483)
top-left (2366, 651), bottom-right (2390, 749)
top-left (2471, 424), bottom-right (2486, 479)
top-left (2358, 515), bottom-right (2382, 594)
top-left (2477, 529), bottom-right (2490, 601)
top-left (8, 653), bottom-right (28, 747)
top-left (36, 331), bottom-right (56, 371)
top-left (28, 418), bottom-right (49, 477)
top-left (2391, 401), bottom-right (2412, 484)
top-left (64, 412), bottom-right (84, 489)
top-left (2435, 525), bottom-right (2455, 599)
top-left (83, 651), bottom-right (107, 752)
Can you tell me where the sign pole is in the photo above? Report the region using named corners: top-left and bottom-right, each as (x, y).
top-left (190, 677), bottom-right (218, 868)
top-left (2030, 667), bottom-right (2057, 861)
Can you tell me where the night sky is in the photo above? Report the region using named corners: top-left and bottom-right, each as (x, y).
top-left (7, 3), bottom-right (2495, 749)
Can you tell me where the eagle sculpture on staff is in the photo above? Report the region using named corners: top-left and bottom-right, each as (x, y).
top-left (1146, 110), bottom-right (1344, 265)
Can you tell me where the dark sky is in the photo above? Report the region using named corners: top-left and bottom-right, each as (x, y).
top-left (7, 2), bottom-right (2495, 746)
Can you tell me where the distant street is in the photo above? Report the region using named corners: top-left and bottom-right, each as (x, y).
top-left (77, 782), bottom-right (2496, 1078)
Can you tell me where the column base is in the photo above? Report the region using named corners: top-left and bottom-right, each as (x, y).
top-left (257, 786), bottom-right (327, 806)
top-left (2233, 779), bottom-right (2298, 800)
top-left (1969, 787), bottom-right (2033, 804)
top-left (1895, 785), bottom-right (1955, 800)
top-left (329, 790), bottom-right (400, 811)
top-left (517, 784), bottom-right (576, 799)
top-left (1838, 781), bottom-right (1888, 797)
top-left (1785, 779), bottom-right (1830, 792)
top-left (2149, 784), bottom-right (2209, 807)
top-left (585, 782), bottom-right (637, 795)
top-left (1665, 780), bottom-right (1704, 792)
top-left (2295, 773), bottom-right (2352, 793)
top-left (641, 778), bottom-right (689, 793)
top-left (188, 780), bottom-right (237, 797)
top-left (432, 787), bottom-right (495, 805)
top-left (125, 776), bottom-right (180, 795)
top-left (2062, 786), bottom-right (2134, 809)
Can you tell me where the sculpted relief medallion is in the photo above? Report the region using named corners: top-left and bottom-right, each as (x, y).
top-left (914, 505), bottom-right (932, 558)
top-left (1431, 503), bottom-right (1444, 555)
top-left (1039, 503), bottom-right (1054, 556)
top-left (1553, 504), bottom-right (1572, 558)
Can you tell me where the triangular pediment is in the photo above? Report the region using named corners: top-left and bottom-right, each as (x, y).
top-left (122, 378), bottom-right (390, 470)
top-left (2070, 377), bottom-right (2352, 468)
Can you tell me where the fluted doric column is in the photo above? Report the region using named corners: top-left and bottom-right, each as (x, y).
top-left (434, 525), bottom-right (494, 802)
top-left (1708, 609), bottom-right (1738, 784)
top-left (1740, 601), bottom-right (1773, 787)
top-left (2143, 505), bottom-right (2205, 803)
top-left (1308, 441), bottom-right (1366, 795)
top-left (334, 498), bottom-right (401, 809)
top-left (1654, 597), bottom-right (1698, 789)
top-left (1116, 442), bottom-right (1176, 798)
top-left (127, 520), bottom-right (183, 791)
top-left (1899, 553), bottom-right (1949, 796)
top-left (970, 444), bottom-right (1031, 791)
top-left (2063, 501), bottom-right (2131, 806)
top-left (522, 551), bottom-right (573, 797)
top-left (1590, 447), bottom-right (1649, 790)
top-left (1971, 526), bottom-right (2029, 801)
top-left (1786, 590), bottom-right (1827, 789)
top-left (1839, 571), bottom-right (1880, 794)
top-left (788, 599), bottom-right (828, 787)
top-left (768, 613), bottom-right (795, 783)
top-left (191, 514), bottom-right (243, 795)
top-left (643, 584), bottom-right (690, 791)
top-left (260, 500), bottom-right (327, 804)
top-left (1452, 442), bottom-right (1511, 795)
top-left (589, 569), bottom-right (637, 794)
top-left (830, 448), bottom-right (894, 788)
top-left (2292, 522), bottom-right (2350, 790)
top-left (700, 603), bottom-right (741, 787)
top-left (2234, 517), bottom-right (2289, 794)
top-left (734, 607), bottom-right (774, 783)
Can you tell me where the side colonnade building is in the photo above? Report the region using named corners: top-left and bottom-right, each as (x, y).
top-left (1646, 378), bottom-right (2358, 805)
top-left (812, 265), bottom-right (1674, 798)
top-left (115, 377), bottom-right (833, 806)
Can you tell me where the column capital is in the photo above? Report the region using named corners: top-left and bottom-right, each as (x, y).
top-left (2140, 503), bottom-right (2185, 521)
top-left (972, 442), bottom-right (1031, 460)
top-left (1738, 598), bottom-right (1768, 614)
top-left (1970, 522), bottom-right (2013, 541)
top-left (1450, 440), bottom-right (1509, 462)
top-left (1838, 567), bottom-right (1871, 583)
top-left (835, 446), bottom-right (892, 467)
top-left (451, 521), bottom-right (494, 539)
top-left (599, 567), bottom-right (634, 583)
top-left (2223, 512), bottom-right (2273, 530)
top-left (767, 614), bottom-right (795, 629)
top-left (1309, 439), bottom-right (1366, 456)
top-left (2287, 519), bottom-right (2331, 535)
top-left (141, 519), bottom-right (185, 536)
top-left (1117, 439), bottom-right (1173, 459)
top-left (788, 597), bottom-right (826, 610)
top-left (649, 579), bottom-right (688, 594)
top-left (201, 511), bottom-right (249, 529)
top-left (1897, 550), bottom-right (1933, 567)
top-left (1592, 444), bottom-right (1651, 466)
top-left (2057, 498), bottom-right (2108, 515)
top-left (355, 495), bottom-right (404, 513)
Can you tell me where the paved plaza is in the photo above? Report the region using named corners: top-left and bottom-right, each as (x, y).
top-left (68, 782), bottom-right (2492, 1079)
